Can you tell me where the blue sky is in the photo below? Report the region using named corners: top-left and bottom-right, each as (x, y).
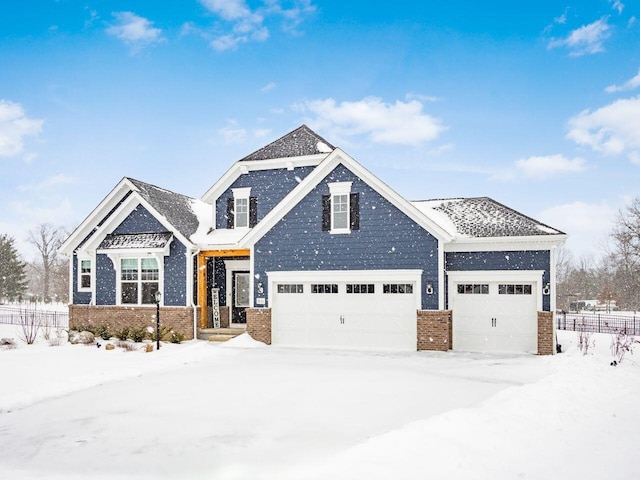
top-left (1, 0), bottom-right (638, 260)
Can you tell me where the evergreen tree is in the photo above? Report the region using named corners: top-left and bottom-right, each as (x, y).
top-left (0, 234), bottom-right (27, 302)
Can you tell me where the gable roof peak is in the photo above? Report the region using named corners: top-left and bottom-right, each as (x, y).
top-left (239, 124), bottom-right (335, 162)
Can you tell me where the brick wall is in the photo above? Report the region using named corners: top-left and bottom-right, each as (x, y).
top-left (69, 305), bottom-right (198, 340)
top-left (417, 310), bottom-right (452, 351)
top-left (537, 311), bottom-right (554, 355)
top-left (246, 308), bottom-right (271, 345)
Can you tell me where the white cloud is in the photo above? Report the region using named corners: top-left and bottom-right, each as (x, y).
top-left (405, 93), bottom-right (441, 103)
top-left (260, 82), bottom-right (277, 93)
top-left (106, 12), bottom-right (164, 51)
top-left (218, 122), bottom-right (246, 144)
top-left (0, 100), bottom-right (43, 158)
top-left (200, 0), bottom-right (314, 51)
top-left (567, 96), bottom-right (640, 163)
top-left (515, 154), bottom-right (587, 179)
top-left (548, 17), bottom-right (610, 56)
top-left (298, 96), bottom-right (446, 146)
top-left (605, 69), bottom-right (640, 93)
top-left (200, 0), bottom-right (251, 21)
top-left (610, 1), bottom-right (624, 14)
top-left (538, 201), bottom-right (616, 257)
top-left (17, 174), bottom-right (76, 192)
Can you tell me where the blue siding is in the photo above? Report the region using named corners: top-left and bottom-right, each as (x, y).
top-left (113, 204), bottom-right (166, 234)
top-left (71, 255), bottom-right (91, 304)
top-left (254, 164), bottom-right (440, 309)
top-left (216, 166), bottom-right (315, 229)
top-left (93, 204), bottom-right (188, 306)
top-left (96, 253), bottom-right (116, 305)
top-left (446, 250), bottom-right (552, 311)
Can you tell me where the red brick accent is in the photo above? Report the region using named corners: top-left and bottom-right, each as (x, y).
top-left (246, 308), bottom-right (271, 345)
top-left (220, 306), bottom-right (230, 328)
top-left (417, 310), bottom-right (452, 351)
top-left (538, 311), bottom-right (554, 355)
top-left (68, 305), bottom-right (198, 340)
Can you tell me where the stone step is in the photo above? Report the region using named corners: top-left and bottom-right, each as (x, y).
top-left (198, 328), bottom-right (245, 342)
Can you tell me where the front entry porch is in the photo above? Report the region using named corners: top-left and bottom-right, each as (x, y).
top-left (196, 249), bottom-right (251, 330)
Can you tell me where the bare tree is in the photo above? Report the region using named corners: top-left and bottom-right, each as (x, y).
top-left (609, 198), bottom-right (640, 311)
top-left (27, 224), bottom-right (68, 303)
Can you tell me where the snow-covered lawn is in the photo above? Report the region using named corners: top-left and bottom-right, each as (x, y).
top-left (0, 326), bottom-right (638, 480)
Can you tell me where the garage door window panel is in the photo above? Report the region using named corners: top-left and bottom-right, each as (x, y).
top-left (346, 284), bottom-right (375, 294)
top-left (499, 284), bottom-right (532, 295)
top-left (311, 284), bottom-right (338, 293)
top-left (277, 284), bottom-right (304, 293)
top-left (457, 284), bottom-right (489, 294)
top-left (383, 283), bottom-right (413, 294)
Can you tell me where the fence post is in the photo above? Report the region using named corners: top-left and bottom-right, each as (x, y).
top-left (598, 315), bottom-right (601, 333)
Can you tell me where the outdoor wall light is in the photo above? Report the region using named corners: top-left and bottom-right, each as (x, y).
top-left (426, 282), bottom-right (434, 295)
top-left (542, 283), bottom-right (550, 295)
top-left (257, 282), bottom-right (264, 294)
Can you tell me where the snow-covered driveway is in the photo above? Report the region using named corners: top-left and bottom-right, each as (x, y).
top-left (0, 330), bottom-right (638, 479)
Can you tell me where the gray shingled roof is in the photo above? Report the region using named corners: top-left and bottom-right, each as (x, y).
top-left (127, 178), bottom-right (200, 240)
top-left (239, 125), bottom-right (335, 162)
top-left (413, 197), bottom-right (565, 238)
top-left (99, 232), bottom-right (173, 250)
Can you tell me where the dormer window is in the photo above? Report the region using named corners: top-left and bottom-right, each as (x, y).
top-left (322, 182), bottom-right (359, 234)
top-left (227, 187), bottom-right (257, 229)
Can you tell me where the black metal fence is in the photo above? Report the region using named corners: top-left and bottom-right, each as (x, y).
top-left (0, 307), bottom-right (69, 328)
top-left (557, 312), bottom-right (639, 336)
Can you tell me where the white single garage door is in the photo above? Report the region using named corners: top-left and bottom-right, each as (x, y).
top-left (269, 270), bottom-right (421, 351)
top-left (448, 271), bottom-right (543, 353)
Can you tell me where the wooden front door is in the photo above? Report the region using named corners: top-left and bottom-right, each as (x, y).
top-left (232, 271), bottom-right (250, 324)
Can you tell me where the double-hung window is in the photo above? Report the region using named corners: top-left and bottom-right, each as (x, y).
top-left (120, 258), bottom-right (159, 305)
top-left (79, 259), bottom-right (91, 290)
top-left (227, 187), bottom-right (257, 229)
top-left (323, 182), bottom-right (359, 234)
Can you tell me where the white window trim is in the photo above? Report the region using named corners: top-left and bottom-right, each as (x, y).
top-left (77, 256), bottom-right (93, 293)
top-left (328, 181), bottom-right (352, 234)
top-left (106, 252), bottom-right (165, 306)
top-left (232, 187), bottom-right (251, 230)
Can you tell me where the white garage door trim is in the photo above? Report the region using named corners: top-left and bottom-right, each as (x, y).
top-left (448, 270), bottom-right (544, 353)
top-left (268, 269), bottom-right (422, 350)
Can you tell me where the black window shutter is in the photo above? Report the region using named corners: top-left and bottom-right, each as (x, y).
top-left (322, 195), bottom-right (331, 231)
top-left (249, 196), bottom-right (258, 227)
top-left (350, 193), bottom-right (360, 230)
top-left (226, 198), bottom-right (234, 229)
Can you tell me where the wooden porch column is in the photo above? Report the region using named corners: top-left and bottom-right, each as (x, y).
top-left (197, 252), bottom-right (208, 329)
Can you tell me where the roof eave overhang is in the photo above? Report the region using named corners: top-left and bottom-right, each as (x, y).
top-left (59, 177), bottom-right (139, 255)
top-left (77, 192), bottom-right (194, 255)
top-left (240, 148), bottom-right (453, 248)
top-left (444, 233), bottom-right (568, 252)
top-left (200, 153), bottom-right (329, 204)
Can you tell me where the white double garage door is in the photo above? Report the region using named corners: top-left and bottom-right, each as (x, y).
top-left (270, 269), bottom-right (543, 353)
top-left (269, 270), bottom-right (421, 351)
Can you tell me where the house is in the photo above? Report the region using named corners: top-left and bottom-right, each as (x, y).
top-left (60, 125), bottom-right (566, 354)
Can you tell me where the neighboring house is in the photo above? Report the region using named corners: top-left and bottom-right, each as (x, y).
top-left (60, 125), bottom-right (566, 354)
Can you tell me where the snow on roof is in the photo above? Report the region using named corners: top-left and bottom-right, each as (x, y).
top-left (127, 178), bottom-right (200, 240)
top-left (189, 199), bottom-right (248, 248)
top-left (412, 197), bottom-right (565, 239)
top-left (239, 125), bottom-right (335, 162)
top-left (99, 232), bottom-right (173, 250)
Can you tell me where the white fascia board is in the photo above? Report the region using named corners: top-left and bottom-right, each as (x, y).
top-left (241, 148), bottom-right (452, 247)
top-left (447, 270), bottom-right (546, 282)
top-left (79, 193), bottom-right (193, 255)
top-left (59, 177), bottom-right (137, 255)
top-left (444, 234), bottom-right (568, 252)
top-left (200, 154), bottom-right (327, 204)
top-left (267, 269), bottom-right (423, 283)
